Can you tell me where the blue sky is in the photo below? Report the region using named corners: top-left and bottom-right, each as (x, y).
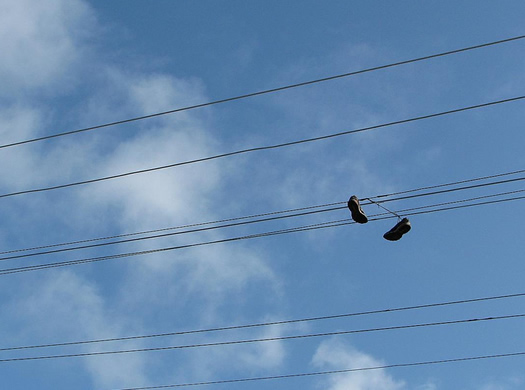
top-left (1, 1), bottom-right (525, 389)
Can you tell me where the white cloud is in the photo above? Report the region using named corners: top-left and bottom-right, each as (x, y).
top-left (312, 338), bottom-right (405, 390)
top-left (0, 1), bottom-right (284, 388)
top-left (67, 69), bottom-right (283, 384)
top-left (183, 324), bottom-right (287, 382)
top-left (0, 0), bottom-right (95, 96)
top-left (2, 270), bottom-right (148, 388)
top-left (75, 68), bottom-right (282, 303)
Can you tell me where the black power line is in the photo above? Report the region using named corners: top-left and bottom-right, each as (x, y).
top-left (0, 201), bottom-right (345, 256)
top-left (1, 291), bottom-right (523, 353)
top-left (0, 206), bottom-right (344, 262)
top-left (375, 177), bottom-right (525, 204)
top-left (1, 193), bottom-right (524, 276)
top-left (1, 313), bottom-right (523, 363)
top-left (3, 168), bottom-right (523, 257)
top-left (2, 178), bottom-right (524, 263)
top-left (0, 95), bottom-right (523, 200)
top-left (113, 351), bottom-right (525, 390)
top-left (371, 168), bottom-right (525, 199)
top-left (2, 34), bottom-right (524, 151)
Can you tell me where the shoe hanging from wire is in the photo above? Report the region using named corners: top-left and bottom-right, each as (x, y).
top-left (347, 195), bottom-right (368, 224)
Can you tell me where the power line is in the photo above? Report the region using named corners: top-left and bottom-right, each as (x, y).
top-left (401, 194), bottom-right (525, 217)
top-left (2, 291), bottom-right (523, 353)
top-left (113, 350), bottom-right (525, 390)
top-left (0, 202), bottom-right (344, 256)
top-left (382, 189), bottom-right (525, 215)
top-left (0, 95), bottom-right (523, 200)
top-left (2, 34), bottom-right (524, 151)
top-left (2, 194), bottom-right (525, 275)
top-left (0, 219), bottom-right (356, 275)
top-left (1, 313), bottom-right (523, 363)
top-left (0, 206), bottom-right (344, 262)
top-left (2, 177), bottom-right (524, 263)
top-left (3, 167), bottom-right (523, 257)
top-left (371, 168), bottom-right (525, 199)
top-left (375, 177), bottom-right (525, 204)
top-left (1, 193), bottom-right (524, 276)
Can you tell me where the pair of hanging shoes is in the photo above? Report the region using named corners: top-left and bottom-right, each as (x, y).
top-left (347, 195), bottom-right (411, 241)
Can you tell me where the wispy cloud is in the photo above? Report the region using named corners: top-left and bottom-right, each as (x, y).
top-left (311, 338), bottom-right (405, 390)
top-left (0, 0), bottom-right (286, 387)
top-left (1, 270), bottom-right (149, 388)
top-left (0, 0), bottom-right (95, 97)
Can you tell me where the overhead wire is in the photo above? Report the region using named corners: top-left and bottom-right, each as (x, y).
top-left (1, 291), bottom-right (524, 353)
top-left (370, 168), bottom-right (525, 199)
top-left (3, 167), bottom-right (524, 257)
top-left (0, 205), bottom-right (344, 262)
top-left (1, 313), bottom-right (523, 363)
top-left (2, 194), bottom-right (525, 275)
top-left (0, 202), bottom-right (344, 256)
top-left (1, 34), bottom-right (524, 151)
top-left (371, 176), bottom-right (525, 204)
top-left (1, 193), bottom-right (524, 276)
top-left (379, 189), bottom-right (525, 215)
top-left (399, 193), bottom-right (525, 217)
top-left (2, 174), bottom-right (524, 262)
top-left (0, 95), bottom-right (524, 200)
top-left (112, 351), bottom-right (525, 390)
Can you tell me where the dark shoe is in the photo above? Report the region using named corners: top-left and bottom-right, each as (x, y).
top-left (347, 195), bottom-right (368, 224)
top-left (383, 218), bottom-right (411, 241)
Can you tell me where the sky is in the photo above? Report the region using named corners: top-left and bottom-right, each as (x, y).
top-left (0, 1), bottom-right (525, 389)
